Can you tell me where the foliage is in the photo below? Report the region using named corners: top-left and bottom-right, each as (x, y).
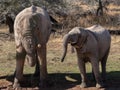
top-left (0, 0), bottom-right (119, 33)
top-left (0, 0), bottom-right (66, 15)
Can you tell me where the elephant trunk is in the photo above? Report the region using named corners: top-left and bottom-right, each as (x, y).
top-left (61, 34), bottom-right (69, 62)
top-left (26, 54), bottom-right (36, 67)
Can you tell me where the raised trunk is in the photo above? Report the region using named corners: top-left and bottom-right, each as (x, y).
top-left (61, 34), bottom-right (69, 62)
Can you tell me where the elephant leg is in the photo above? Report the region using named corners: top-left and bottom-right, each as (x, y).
top-left (90, 57), bottom-right (103, 88)
top-left (34, 59), bottom-right (40, 76)
top-left (33, 54), bottom-right (40, 77)
top-left (92, 68), bottom-right (95, 81)
top-left (38, 45), bottom-right (48, 86)
top-left (77, 55), bottom-right (87, 88)
top-left (101, 50), bottom-right (109, 82)
top-left (76, 50), bottom-right (87, 88)
top-left (13, 50), bottom-right (26, 88)
top-left (101, 59), bottom-right (107, 82)
top-left (7, 23), bottom-right (13, 33)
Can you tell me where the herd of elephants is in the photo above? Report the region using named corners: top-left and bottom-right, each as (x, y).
top-left (7, 5), bottom-right (111, 89)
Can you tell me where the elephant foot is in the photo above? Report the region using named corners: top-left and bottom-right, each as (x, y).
top-left (80, 82), bottom-right (87, 88)
top-left (96, 82), bottom-right (105, 88)
top-left (13, 82), bottom-right (21, 89)
top-left (13, 77), bottom-right (26, 88)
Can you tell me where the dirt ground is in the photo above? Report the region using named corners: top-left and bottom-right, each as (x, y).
top-left (0, 73), bottom-right (120, 90)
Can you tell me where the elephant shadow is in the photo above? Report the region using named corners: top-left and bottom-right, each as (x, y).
top-left (0, 73), bottom-right (89, 89)
top-left (1, 71), bottom-right (120, 89)
top-left (2, 73), bottom-right (81, 88)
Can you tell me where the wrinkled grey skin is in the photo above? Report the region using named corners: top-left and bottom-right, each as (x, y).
top-left (13, 5), bottom-right (51, 88)
top-left (61, 25), bottom-right (111, 88)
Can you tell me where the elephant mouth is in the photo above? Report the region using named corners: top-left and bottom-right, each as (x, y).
top-left (26, 54), bottom-right (36, 67)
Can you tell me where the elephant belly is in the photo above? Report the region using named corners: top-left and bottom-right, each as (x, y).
top-left (97, 34), bottom-right (111, 60)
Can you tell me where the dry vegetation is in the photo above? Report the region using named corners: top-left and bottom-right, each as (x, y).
top-left (54, 3), bottom-right (120, 34)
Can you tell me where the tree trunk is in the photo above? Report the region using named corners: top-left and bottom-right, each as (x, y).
top-left (96, 0), bottom-right (103, 16)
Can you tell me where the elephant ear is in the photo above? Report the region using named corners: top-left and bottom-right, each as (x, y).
top-left (78, 28), bottom-right (88, 47)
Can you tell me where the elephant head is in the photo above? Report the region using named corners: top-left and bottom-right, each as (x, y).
top-left (61, 27), bottom-right (88, 62)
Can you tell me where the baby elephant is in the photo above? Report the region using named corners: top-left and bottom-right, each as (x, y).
top-left (61, 25), bottom-right (111, 88)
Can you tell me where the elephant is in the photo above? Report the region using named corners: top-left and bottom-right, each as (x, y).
top-left (13, 5), bottom-right (51, 88)
top-left (61, 25), bottom-right (111, 88)
top-left (5, 14), bottom-right (14, 33)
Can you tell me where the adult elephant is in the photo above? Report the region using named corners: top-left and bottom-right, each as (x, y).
top-left (61, 25), bottom-right (111, 88)
top-left (13, 5), bottom-right (51, 88)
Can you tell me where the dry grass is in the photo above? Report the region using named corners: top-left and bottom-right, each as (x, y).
top-left (107, 4), bottom-right (120, 15)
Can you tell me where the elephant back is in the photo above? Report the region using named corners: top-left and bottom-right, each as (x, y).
top-left (86, 25), bottom-right (111, 59)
